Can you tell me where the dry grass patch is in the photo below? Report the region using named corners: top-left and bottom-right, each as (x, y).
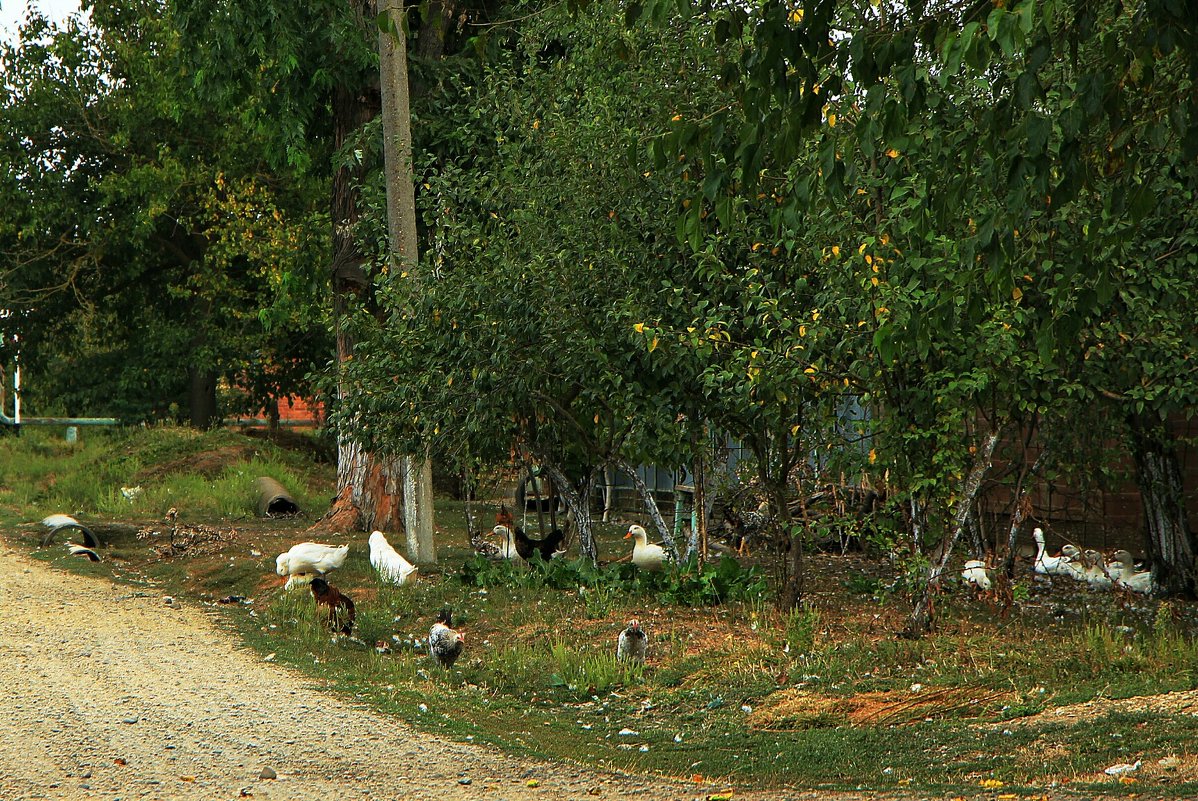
top-left (749, 685), bottom-right (1018, 729)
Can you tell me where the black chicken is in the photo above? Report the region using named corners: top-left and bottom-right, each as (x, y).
top-left (513, 526), bottom-right (566, 561)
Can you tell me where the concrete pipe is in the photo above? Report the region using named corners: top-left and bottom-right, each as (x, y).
top-left (253, 476), bottom-right (300, 517)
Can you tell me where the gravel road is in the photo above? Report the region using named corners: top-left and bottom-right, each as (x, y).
top-left (3, 547), bottom-right (755, 801)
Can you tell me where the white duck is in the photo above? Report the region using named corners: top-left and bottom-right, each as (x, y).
top-left (625, 524), bottom-right (672, 571)
top-left (368, 531), bottom-right (418, 585)
top-left (1078, 549), bottom-right (1115, 589)
top-left (490, 525), bottom-right (522, 561)
top-left (1110, 550), bottom-right (1158, 595)
top-left (1031, 528), bottom-right (1084, 579)
top-left (275, 542), bottom-right (349, 580)
top-left (961, 559), bottom-right (994, 591)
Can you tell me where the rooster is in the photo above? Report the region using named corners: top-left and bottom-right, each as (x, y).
top-left (513, 526), bottom-right (566, 561)
top-left (429, 607), bottom-right (464, 668)
top-left (617, 619), bottom-right (648, 664)
top-left (310, 577), bottom-right (356, 635)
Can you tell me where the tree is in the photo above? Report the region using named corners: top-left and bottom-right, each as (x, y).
top-left (0, 0), bottom-right (328, 425)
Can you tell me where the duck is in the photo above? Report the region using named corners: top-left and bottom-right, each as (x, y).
top-left (616, 619), bottom-right (648, 664)
top-left (1031, 528), bottom-right (1084, 579)
top-left (625, 524), bottom-right (672, 571)
top-left (961, 559), bottom-right (994, 591)
top-left (275, 542), bottom-right (349, 580)
top-left (1110, 550), bottom-right (1158, 595)
top-left (490, 525), bottom-right (522, 560)
top-left (368, 531), bottom-right (418, 585)
top-left (1078, 549), bottom-right (1114, 589)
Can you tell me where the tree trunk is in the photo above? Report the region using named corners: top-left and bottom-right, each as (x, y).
top-left (322, 50), bottom-right (408, 538)
top-left (904, 428), bottom-right (1000, 638)
top-left (1129, 413), bottom-right (1197, 596)
top-left (535, 459), bottom-right (599, 563)
top-left (690, 421), bottom-right (707, 564)
top-left (188, 367), bottom-right (217, 429)
top-left (378, 0), bottom-right (436, 561)
top-left (771, 481), bottom-right (802, 611)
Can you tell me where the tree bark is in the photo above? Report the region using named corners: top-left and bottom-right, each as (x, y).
top-left (378, 0), bottom-right (436, 561)
top-left (187, 367), bottom-right (217, 429)
top-left (535, 459), bottom-right (599, 563)
top-left (1129, 412), bottom-right (1197, 596)
top-left (904, 428), bottom-right (1000, 638)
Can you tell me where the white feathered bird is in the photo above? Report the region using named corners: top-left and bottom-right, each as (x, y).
top-left (625, 524), bottom-right (672, 571)
top-left (368, 531), bottom-right (417, 585)
top-left (1110, 550), bottom-right (1158, 595)
top-left (1031, 528), bottom-right (1084, 579)
top-left (275, 542), bottom-right (349, 579)
top-left (961, 559), bottom-right (994, 591)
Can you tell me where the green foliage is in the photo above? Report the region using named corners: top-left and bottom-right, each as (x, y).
top-left (458, 554), bottom-right (768, 607)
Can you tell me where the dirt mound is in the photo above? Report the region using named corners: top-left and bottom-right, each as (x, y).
top-left (136, 444), bottom-right (258, 481)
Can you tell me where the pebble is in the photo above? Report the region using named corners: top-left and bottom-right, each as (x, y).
top-left (122, 717), bottom-right (139, 724)
top-left (259, 766), bottom-right (277, 780)
top-left (458, 777), bottom-right (472, 785)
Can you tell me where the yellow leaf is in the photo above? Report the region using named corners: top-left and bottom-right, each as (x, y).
top-left (1013, 286), bottom-right (1023, 301)
top-left (750, 350), bottom-right (759, 359)
top-left (799, 325), bottom-right (807, 337)
top-left (898, 778), bottom-right (912, 786)
top-left (864, 254), bottom-right (873, 265)
top-left (827, 113), bottom-right (836, 127)
top-left (649, 336), bottom-right (659, 352)
top-left (811, 310), bottom-right (820, 321)
top-left (446, 376), bottom-right (453, 386)
top-left (671, 114), bottom-right (683, 121)
top-left (858, 242), bottom-right (868, 255)
top-left (831, 245), bottom-right (840, 257)
top-left (804, 366), bottom-right (817, 375)
top-left (789, 8), bottom-right (803, 22)
top-left (752, 242), bottom-right (763, 251)
top-left (633, 322), bottom-right (646, 334)
top-left (979, 779), bottom-right (1004, 789)
top-left (594, 414), bottom-right (600, 424)
top-left (886, 148), bottom-right (899, 158)
top-left (871, 276), bottom-right (879, 287)
top-left (869, 448), bottom-right (877, 464)
top-left (1118, 776), bottom-right (1137, 785)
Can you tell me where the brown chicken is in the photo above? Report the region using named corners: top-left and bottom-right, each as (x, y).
top-left (310, 577), bottom-right (356, 636)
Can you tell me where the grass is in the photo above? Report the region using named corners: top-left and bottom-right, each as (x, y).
top-left (4, 424), bottom-right (1198, 796)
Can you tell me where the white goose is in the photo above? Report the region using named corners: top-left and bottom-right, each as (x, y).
top-left (491, 525), bottom-right (521, 561)
top-left (1032, 528), bottom-right (1085, 579)
top-left (1110, 550), bottom-right (1158, 595)
top-left (368, 531), bottom-right (418, 585)
top-left (276, 542), bottom-right (349, 580)
top-left (625, 524), bottom-right (672, 571)
top-left (1079, 549), bottom-right (1115, 589)
top-left (961, 559), bottom-right (994, 591)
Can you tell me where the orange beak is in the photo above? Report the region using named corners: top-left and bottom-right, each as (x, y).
top-left (623, 530), bottom-right (632, 539)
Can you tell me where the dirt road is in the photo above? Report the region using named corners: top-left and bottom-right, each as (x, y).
top-left (3, 548), bottom-right (748, 801)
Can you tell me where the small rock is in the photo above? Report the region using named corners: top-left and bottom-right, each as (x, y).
top-left (122, 717), bottom-right (139, 724)
top-left (258, 766), bottom-right (277, 780)
top-left (81, 770), bottom-right (92, 779)
top-left (618, 728), bottom-right (638, 737)
top-left (263, 653), bottom-right (276, 662)
top-left (163, 596), bottom-right (174, 605)
top-left (457, 778), bottom-right (472, 785)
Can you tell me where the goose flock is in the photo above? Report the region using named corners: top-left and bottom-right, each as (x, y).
top-left (963, 526), bottom-right (1159, 595)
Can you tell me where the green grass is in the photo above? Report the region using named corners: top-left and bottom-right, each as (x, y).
top-left (4, 424), bottom-right (1198, 796)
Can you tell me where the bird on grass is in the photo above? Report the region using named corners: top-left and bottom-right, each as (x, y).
top-left (41, 514), bottom-right (102, 549)
top-left (429, 608), bottom-right (464, 668)
top-left (368, 531), bottom-right (418, 585)
top-left (1110, 550), bottom-right (1159, 595)
top-left (513, 525), bottom-right (566, 561)
top-left (625, 524), bottom-right (672, 571)
top-left (310, 577), bottom-right (356, 636)
top-left (276, 542), bottom-right (349, 581)
top-left (1031, 528), bottom-right (1084, 580)
top-left (961, 559), bottom-right (994, 592)
top-left (616, 619), bottom-right (648, 665)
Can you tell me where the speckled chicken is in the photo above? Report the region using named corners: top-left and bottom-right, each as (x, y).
top-left (429, 608), bottom-right (464, 668)
top-left (616, 619), bottom-right (648, 664)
